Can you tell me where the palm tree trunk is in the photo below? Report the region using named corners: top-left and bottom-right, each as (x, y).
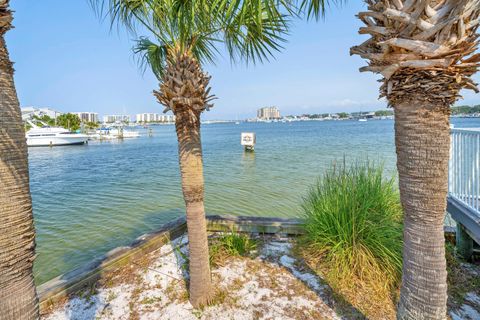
top-left (155, 51), bottom-right (214, 308)
top-left (394, 100), bottom-right (449, 320)
top-left (174, 108), bottom-right (212, 308)
top-left (0, 20), bottom-right (40, 320)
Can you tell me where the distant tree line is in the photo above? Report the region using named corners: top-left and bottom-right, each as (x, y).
top-left (291, 107), bottom-right (477, 118)
top-left (29, 113), bottom-right (99, 131)
top-left (451, 105), bottom-right (480, 115)
top-left (289, 110), bottom-right (394, 119)
top-left (32, 114), bottom-right (55, 126)
top-left (374, 110), bottom-right (394, 117)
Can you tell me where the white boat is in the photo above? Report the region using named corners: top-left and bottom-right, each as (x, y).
top-left (107, 128), bottom-right (140, 138)
top-left (26, 126), bottom-right (89, 147)
top-left (121, 130), bottom-right (141, 138)
top-left (95, 127), bottom-right (140, 139)
top-left (358, 118), bottom-right (367, 122)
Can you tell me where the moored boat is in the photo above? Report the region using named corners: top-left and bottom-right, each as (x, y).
top-left (26, 126), bottom-right (89, 147)
top-left (94, 127), bottom-right (141, 139)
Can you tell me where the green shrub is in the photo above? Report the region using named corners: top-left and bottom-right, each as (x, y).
top-left (299, 161), bottom-right (403, 318)
top-left (210, 232), bottom-right (256, 267)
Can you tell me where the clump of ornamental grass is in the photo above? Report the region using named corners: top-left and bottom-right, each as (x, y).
top-left (298, 161), bottom-right (403, 319)
top-left (209, 231), bottom-right (257, 267)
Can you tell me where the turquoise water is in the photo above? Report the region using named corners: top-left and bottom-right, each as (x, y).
top-left (29, 118), bottom-right (480, 284)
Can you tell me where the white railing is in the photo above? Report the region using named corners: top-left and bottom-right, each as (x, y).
top-left (449, 128), bottom-right (480, 216)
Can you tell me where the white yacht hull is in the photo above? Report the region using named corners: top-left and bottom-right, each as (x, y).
top-left (122, 131), bottom-right (140, 138)
top-left (27, 135), bottom-right (89, 147)
top-left (94, 129), bottom-right (140, 139)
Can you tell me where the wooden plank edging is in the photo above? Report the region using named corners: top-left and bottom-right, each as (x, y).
top-left (37, 215), bottom-right (303, 311)
top-left (36, 213), bottom-right (461, 313)
top-left (206, 215), bottom-right (304, 235)
top-left (36, 214), bottom-right (459, 312)
top-left (38, 216), bottom-right (187, 311)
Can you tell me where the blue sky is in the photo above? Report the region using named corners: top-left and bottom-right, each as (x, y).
top-left (7, 1), bottom-right (480, 120)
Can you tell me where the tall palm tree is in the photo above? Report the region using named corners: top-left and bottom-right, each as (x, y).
top-left (351, 1), bottom-right (480, 319)
top-left (92, 0), bottom-right (288, 307)
top-left (0, 0), bottom-right (39, 319)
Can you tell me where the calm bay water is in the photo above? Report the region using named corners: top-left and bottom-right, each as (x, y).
top-left (29, 118), bottom-right (480, 284)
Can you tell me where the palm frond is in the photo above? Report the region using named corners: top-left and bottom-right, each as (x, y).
top-left (220, 0), bottom-right (290, 64)
top-left (94, 0), bottom-right (294, 78)
top-left (89, 0), bottom-right (150, 34)
top-left (134, 37), bottom-right (168, 80)
top-left (189, 33), bottom-right (221, 65)
top-left (298, 0), bottom-right (342, 20)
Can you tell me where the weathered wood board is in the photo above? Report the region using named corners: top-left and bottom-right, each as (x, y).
top-left (38, 216), bottom-right (187, 311)
top-left (37, 214), bottom-right (458, 311)
top-left (37, 215), bottom-right (303, 311)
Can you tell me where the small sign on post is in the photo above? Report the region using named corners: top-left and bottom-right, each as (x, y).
top-left (241, 132), bottom-right (256, 151)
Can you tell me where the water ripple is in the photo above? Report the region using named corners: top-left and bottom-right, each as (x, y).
top-left (29, 119), bottom-right (480, 284)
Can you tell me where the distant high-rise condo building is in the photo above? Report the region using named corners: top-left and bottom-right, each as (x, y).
top-left (257, 107), bottom-right (281, 120)
top-left (74, 112), bottom-right (99, 123)
top-left (103, 115), bottom-right (131, 123)
top-left (135, 113), bottom-right (175, 123)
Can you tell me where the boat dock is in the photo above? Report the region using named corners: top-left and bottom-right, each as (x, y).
top-left (447, 127), bottom-right (480, 259)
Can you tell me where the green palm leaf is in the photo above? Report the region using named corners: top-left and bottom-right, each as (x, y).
top-left (90, 0), bottom-right (296, 75)
top-left (134, 37), bottom-right (168, 80)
